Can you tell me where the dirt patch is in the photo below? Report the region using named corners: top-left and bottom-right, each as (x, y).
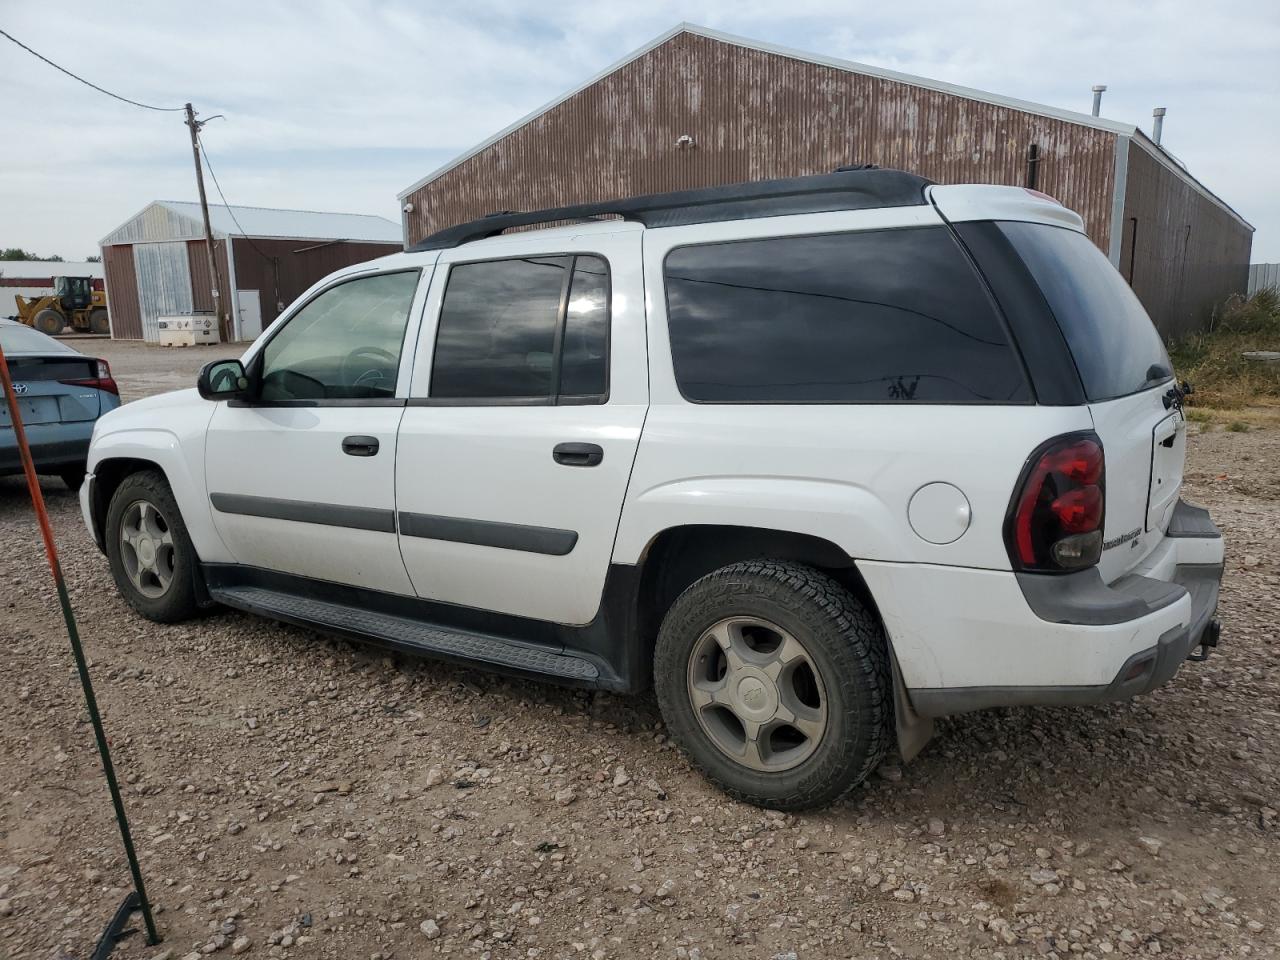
top-left (0, 356), bottom-right (1277, 959)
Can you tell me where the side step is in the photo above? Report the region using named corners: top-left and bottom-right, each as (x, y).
top-left (210, 585), bottom-right (600, 682)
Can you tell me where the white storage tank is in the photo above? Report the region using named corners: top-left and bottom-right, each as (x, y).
top-left (157, 312), bottom-right (221, 346)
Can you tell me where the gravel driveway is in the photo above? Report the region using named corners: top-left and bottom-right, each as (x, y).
top-left (1, 341), bottom-right (1277, 959)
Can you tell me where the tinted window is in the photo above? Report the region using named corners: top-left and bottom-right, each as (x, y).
top-left (999, 222), bottom-right (1172, 402)
top-left (0, 321), bottom-right (78, 355)
top-left (559, 256), bottom-right (609, 398)
top-left (664, 227), bottom-right (1030, 403)
top-left (431, 255), bottom-right (609, 401)
top-left (260, 271), bottom-right (418, 401)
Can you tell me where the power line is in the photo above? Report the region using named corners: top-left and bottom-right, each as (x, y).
top-left (0, 28), bottom-right (185, 112)
top-left (196, 137), bottom-right (275, 263)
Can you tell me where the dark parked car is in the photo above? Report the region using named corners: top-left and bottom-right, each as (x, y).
top-left (0, 319), bottom-right (120, 488)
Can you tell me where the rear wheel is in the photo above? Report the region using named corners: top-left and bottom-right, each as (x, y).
top-left (88, 308), bottom-right (110, 335)
top-left (105, 470), bottom-right (199, 622)
top-left (654, 560), bottom-right (892, 810)
top-left (33, 308), bottom-right (63, 336)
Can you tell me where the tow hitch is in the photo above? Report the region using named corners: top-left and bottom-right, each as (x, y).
top-left (1188, 619), bottom-right (1221, 662)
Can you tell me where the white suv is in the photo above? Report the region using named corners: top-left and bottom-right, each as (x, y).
top-left (81, 169), bottom-right (1223, 809)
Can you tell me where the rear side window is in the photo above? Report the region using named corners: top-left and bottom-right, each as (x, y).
top-left (431, 255), bottom-right (609, 401)
top-left (663, 227), bottom-right (1030, 404)
top-left (998, 222), bottom-right (1172, 402)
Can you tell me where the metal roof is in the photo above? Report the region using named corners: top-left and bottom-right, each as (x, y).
top-left (0, 260), bottom-right (104, 278)
top-left (398, 22), bottom-right (1137, 201)
top-left (101, 201), bottom-right (402, 246)
top-left (396, 23), bottom-right (1250, 232)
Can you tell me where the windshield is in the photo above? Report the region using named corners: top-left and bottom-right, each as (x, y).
top-left (0, 321), bottom-right (77, 355)
top-left (998, 221), bottom-right (1173, 402)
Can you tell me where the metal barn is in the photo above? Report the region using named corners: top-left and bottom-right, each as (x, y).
top-left (399, 23), bottom-right (1253, 339)
top-left (99, 202), bottom-right (403, 342)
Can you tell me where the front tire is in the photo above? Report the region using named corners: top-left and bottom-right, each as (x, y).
top-left (654, 560), bottom-right (892, 810)
top-left (33, 308), bottom-right (63, 336)
top-left (105, 470), bottom-right (200, 622)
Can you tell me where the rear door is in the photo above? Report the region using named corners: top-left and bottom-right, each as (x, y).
top-left (394, 227), bottom-right (647, 625)
top-left (997, 221), bottom-right (1182, 581)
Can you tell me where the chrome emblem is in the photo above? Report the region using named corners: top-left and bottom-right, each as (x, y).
top-left (12, 382), bottom-right (28, 395)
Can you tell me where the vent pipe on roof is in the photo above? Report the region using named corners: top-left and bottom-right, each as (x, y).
top-left (1152, 107), bottom-right (1166, 145)
top-left (1091, 84), bottom-right (1107, 117)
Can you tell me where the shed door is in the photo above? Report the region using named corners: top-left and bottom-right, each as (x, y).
top-left (237, 289), bottom-right (263, 341)
top-left (133, 241), bottom-right (193, 343)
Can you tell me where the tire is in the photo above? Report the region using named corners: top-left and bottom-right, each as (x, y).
top-left (33, 308), bottom-right (64, 336)
top-left (88, 308), bottom-right (110, 335)
top-left (105, 470), bottom-right (200, 623)
top-left (654, 560), bottom-right (892, 810)
top-left (60, 465), bottom-right (87, 490)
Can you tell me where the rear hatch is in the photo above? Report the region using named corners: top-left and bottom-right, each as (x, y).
top-left (0, 355), bottom-right (102, 427)
top-left (997, 221), bottom-right (1183, 582)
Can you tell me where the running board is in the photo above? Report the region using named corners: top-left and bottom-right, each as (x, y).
top-left (210, 585), bottom-right (600, 682)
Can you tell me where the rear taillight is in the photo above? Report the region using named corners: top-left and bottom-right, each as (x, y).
top-left (59, 359), bottom-right (119, 396)
top-left (1005, 432), bottom-right (1105, 572)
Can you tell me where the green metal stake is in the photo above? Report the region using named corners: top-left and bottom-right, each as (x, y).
top-left (0, 341), bottom-right (160, 949)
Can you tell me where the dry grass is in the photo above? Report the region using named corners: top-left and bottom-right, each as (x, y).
top-left (1169, 289), bottom-right (1280, 409)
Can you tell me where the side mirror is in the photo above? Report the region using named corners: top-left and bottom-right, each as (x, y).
top-left (197, 359), bottom-right (250, 400)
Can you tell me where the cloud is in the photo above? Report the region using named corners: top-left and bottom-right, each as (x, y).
top-left (1, 0), bottom-right (1275, 259)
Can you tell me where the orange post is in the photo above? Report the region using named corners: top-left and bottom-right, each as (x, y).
top-left (0, 341), bottom-right (160, 948)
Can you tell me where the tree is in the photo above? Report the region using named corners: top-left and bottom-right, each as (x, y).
top-left (86, 255), bottom-right (102, 263)
top-left (1, 248), bottom-right (65, 262)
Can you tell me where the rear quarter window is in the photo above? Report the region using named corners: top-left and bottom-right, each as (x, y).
top-left (663, 227), bottom-right (1031, 404)
top-left (997, 222), bottom-right (1172, 402)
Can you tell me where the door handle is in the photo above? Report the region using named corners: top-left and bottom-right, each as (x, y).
top-left (342, 435), bottom-right (380, 457)
top-left (553, 442), bottom-right (603, 467)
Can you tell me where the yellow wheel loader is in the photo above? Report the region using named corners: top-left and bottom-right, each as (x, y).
top-left (14, 276), bottom-right (110, 336)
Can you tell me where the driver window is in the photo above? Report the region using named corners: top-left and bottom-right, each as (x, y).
top-left (259, 271), bottom-right (419, 401)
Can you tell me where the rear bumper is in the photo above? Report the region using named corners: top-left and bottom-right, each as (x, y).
top-left (0, 421), bottom-right (93, 475)
top-left (859, 499), bottom-right (1223, 717)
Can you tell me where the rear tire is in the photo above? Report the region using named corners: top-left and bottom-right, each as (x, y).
top-left (105, 470), bottom-right (200, 623)
top-left (654, 560), bottom-right (892, 810)
top-left (88, 308), bottom-right (110, 335)
top-left (33, 308), bottom-right (63, 336)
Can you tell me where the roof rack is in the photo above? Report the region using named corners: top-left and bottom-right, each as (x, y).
top-left (409, 168), bottom-right (933, 251)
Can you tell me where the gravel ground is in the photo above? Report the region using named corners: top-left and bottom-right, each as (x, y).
top-left (1, 341), bottom-right (1277, 960)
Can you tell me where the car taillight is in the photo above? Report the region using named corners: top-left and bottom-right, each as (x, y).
top-left (59, 359), bottom-right (119, 396)
top-left (1005, 432), bottom-right (1105, 572)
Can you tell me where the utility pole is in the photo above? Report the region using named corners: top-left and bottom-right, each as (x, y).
top-left (185, 103), bottom-right (229, 341)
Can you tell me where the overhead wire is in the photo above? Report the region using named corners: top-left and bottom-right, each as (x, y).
top-left (0, 28), bottom-right (185, 112)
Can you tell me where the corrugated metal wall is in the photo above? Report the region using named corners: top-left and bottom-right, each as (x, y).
top-left (102, 244), bottom-right (141, 339)
top-left (1249, 263), bottom-right (1280, 295)
top-left (187, 239), bottom-right (234, 338)
top-left (231, 238), bottom-right (401, 327)
top-left (1121, 142), bottom-right (1253, 339)
top-left (101, 203), bottom-right (205, 245)
top-left (133, 241), bottom-right (194, 342)
top-left (404, 31), bottom-right (1119, 252)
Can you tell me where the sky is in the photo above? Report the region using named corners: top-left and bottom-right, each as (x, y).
top-left (2, 1), bottom-right (1278, 260)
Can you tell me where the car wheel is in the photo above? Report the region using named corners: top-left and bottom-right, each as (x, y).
top-left (88, 308), bottom-right (110, 335)
top-left (654, 560), bottom-right (892, 810)
top-left (33, 308), bottom-right (64, 336)
top-left (60, 465), bottom-right (87, 490)
top-left (105, 470), bottom-right (199, 623)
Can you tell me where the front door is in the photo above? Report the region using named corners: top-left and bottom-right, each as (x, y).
top-left (395, 228), bottom-right (648, 625)
top-left (206, 268), bottom-right (425, 594)
top-left (237, 289), bottom-right (263, 341)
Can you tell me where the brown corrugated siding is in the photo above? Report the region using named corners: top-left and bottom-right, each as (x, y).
top-left (405, 31), bottom-right (1118, 252)
top-left (187, 239), bottom-right (234, 339)
top-left (1121, 144), bottom-right (1252, 339)
top-left (231, 238), bottom-right (401, 327)
top-left (102, 244), bottom-right (141, 340)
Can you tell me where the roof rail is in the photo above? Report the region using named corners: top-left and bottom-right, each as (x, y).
top-left (409, 168), bottom-right (933, 251)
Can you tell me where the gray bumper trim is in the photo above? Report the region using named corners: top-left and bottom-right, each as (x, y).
top-left (1015, 497), bottom-right (1221, 627)
top-left (913, 559), bottom-right (1223, 718)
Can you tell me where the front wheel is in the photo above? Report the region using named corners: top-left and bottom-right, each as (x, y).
top-left (33, 308), bottom-right (63, 336)
top-left (105, 470), bottom-right (200, 622)
top-left (654, 560), bottom-right (892, 810)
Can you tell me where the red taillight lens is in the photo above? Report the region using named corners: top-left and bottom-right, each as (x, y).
top-left (1006, 433), bottom-right (1105, 572)
top-left (59, 359), bottom-right (119, 396)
